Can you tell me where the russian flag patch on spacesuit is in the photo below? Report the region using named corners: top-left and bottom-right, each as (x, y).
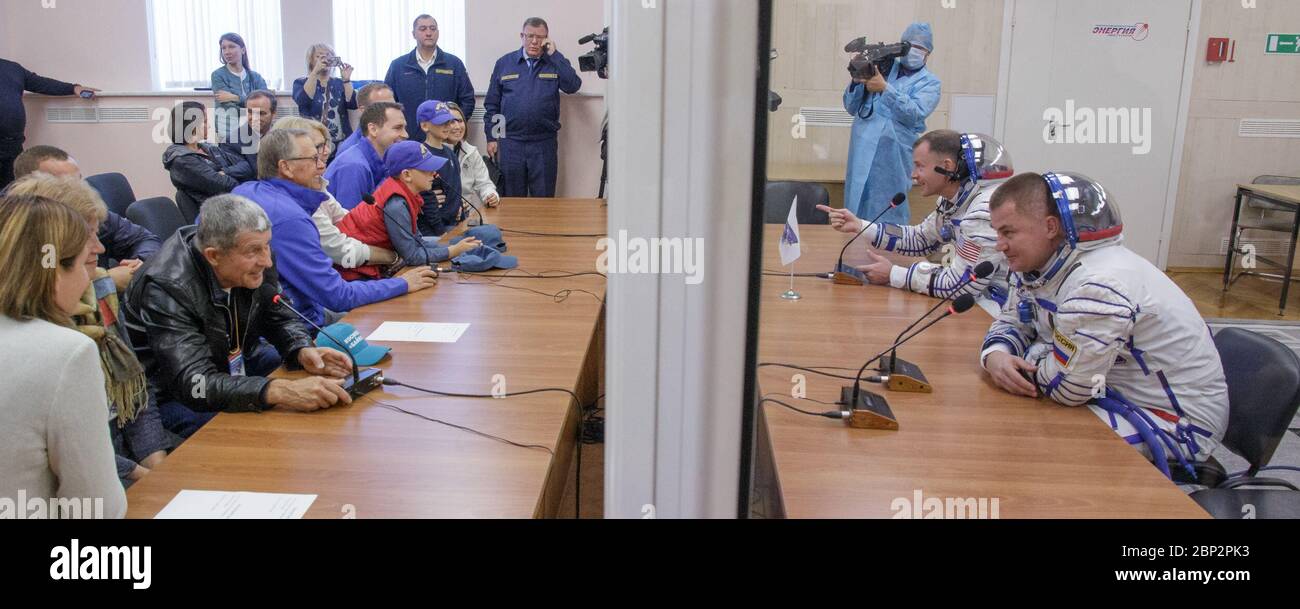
top-left (1053, 329), bottom-right (1078, 367)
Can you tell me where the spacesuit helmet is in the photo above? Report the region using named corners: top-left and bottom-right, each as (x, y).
top-left (960, 133), bottom-right (1014, 183)
top-left (1041, 171), bottom-right (1123, 248)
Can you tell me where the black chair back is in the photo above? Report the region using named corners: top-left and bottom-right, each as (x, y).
top-left (764, 182), bottom-right (831, 225)
top-left (126, 197), bottom-right (187, 241)
top-left (1213, 328), bottom-right (1300, 473)
top-left (86, 173), bottom-right (137, 217)
top-left (175, 191), bottom-right (202, 225)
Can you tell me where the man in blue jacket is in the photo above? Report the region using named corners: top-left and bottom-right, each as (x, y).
top-left (234, 129), bottom-right (438, 327)
top-left (324, 101), bottom-right (407, 209)
top-left (385, 14), bottom-right (476, 143)
top-left (484, 17), bottom-right (582, 198)
top-left (1, 57), bottom-right (98, 190)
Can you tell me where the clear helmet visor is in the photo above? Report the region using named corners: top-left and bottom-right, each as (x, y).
top-left (1042, 171), bottom-right (1123, 246)
top-left (961, 133), bottom-right (1014, 181)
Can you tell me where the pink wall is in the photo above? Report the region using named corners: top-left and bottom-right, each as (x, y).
top-left (6, 0), bottom-right (607, 200)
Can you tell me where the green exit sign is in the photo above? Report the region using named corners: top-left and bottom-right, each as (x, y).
top-left (1266, 34), bottom-right (1300, 54)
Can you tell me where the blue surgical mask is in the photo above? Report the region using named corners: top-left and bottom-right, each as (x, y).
top-left (902, 48), bottom-right (927, 70)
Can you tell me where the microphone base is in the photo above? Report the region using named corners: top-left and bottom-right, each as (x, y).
top-left (832, 272), bottom-right (866, 286)
top-left (344, 368), bottom-right (384, 399)
top-left (838, 386), bottom-right (900, 431)
top-left (832, 263), bottom-right (868, 286)
top-left (883, 355), bottom-right (933, 394)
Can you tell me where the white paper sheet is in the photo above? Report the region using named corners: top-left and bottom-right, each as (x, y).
top-left (154, 490), bottom-right (317, 519)
top-left (366, 322), bottom-right (470, 343)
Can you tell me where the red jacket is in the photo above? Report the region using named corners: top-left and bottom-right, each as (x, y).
top-left (336, 177), bottom-right (421, 280)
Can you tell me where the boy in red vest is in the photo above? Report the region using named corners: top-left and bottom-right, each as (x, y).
top-left (336, 140), bottom-right (480, 280)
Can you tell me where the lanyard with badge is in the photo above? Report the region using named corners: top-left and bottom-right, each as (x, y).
top-left (227, 296), bottom-right (246, 377)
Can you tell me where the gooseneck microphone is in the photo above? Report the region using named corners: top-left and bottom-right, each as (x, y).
top-left (885, 260), bottom-right (996, 371)
top-left (847, 293), bottom-right (977, 413)
top-left (435, 176), bottom-right (484, 227)
top-left (272, 294), bottom-right (383, 399)
top-left (831, 192), bottom-right (906, 283)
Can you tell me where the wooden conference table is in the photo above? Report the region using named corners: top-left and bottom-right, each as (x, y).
top-left (757, 225), bottom-right (1209, 519)
top-left (127, 199), bottom-right (607, 519)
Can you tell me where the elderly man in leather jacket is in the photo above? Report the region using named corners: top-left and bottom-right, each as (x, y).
top-left (122, 194), bottom-right (354, 438)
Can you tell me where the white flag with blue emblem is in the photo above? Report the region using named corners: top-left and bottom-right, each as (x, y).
top-left (779, 196), bottom-right (802, 266)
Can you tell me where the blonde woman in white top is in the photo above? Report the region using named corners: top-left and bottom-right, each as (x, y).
top-left (0, 194), bottom-right (126, 519)
top-left (445, 103), bottom-right (501, 208)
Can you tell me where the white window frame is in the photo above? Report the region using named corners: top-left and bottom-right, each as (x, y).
top-left (147, 0), bottom-right (286, 91)
top-left (331, 0), bottom-right (467, 83)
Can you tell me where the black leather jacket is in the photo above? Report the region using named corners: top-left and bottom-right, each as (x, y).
top-left (121, 227), bottom-right (313, 413)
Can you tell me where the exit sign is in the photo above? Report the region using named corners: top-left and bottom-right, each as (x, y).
top-left (1266, 34), bottom-right (1300, 54)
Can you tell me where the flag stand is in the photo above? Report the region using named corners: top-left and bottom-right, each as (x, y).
top-left (781, 262), bottom-right (802, 301)
top-left (779, 196), bottom-right (802, 300)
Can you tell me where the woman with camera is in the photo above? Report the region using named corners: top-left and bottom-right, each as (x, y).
top-left (292, 43), bottom-right (358, 157)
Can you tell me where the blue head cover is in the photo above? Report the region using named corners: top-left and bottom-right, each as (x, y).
top-left (902, 22), bottom-right (934, 51)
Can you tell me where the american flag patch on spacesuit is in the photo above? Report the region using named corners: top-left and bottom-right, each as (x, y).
top-left (958, 240), bottom-right (982, 263)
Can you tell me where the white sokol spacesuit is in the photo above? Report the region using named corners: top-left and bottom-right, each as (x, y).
top-left (863, 134), bottom-right (1013, 304)
top-left (979, 172), bottom-right (1229, 480)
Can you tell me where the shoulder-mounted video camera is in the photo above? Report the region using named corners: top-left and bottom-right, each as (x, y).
top-left (845, 38), bottom-right (911, 80)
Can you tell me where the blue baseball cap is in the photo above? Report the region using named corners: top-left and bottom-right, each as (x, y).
top-left (384, 140), bottom-right (447, 178)
top-left (417, 100), bottom-right (456, 126)
top-left (315, 322), bottom-right (391, 366)
top-left (454, 225), bottom-right (508, 253)
top-left (452, 245), bottom-right (519, 272)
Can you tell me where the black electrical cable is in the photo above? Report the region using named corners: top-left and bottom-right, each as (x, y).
top-left (383, 378), bottom-right (590, 519)
top-left (385, 378), bottom-right (581, 404)
top-left (500, 228), bottom-right (605, 238)
top-left (575, 393), bottom-right (607, 518)
top-left (365, 395), bottom-right (554, 454)
top-left (758, 362), bottom-right (885, 382)
top-left (762, 271), bottom-right (828, 278)
top-left (758, 395), bottom-right (844, 420)
top-left (452, 269), bottom-right (608, 281)
top-left (453, 274), bottom-right (605, 303)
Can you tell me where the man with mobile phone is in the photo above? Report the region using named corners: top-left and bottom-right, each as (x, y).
top-left (484, 17), bottom-right (583, 198)
top-left (0, 57), bottom-right (99, 190)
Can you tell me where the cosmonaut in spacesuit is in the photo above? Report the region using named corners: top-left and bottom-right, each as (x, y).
top-left (979, 171), bottom-right (1229, 480)
top-left (820, 131), bottom-right (1014, 304)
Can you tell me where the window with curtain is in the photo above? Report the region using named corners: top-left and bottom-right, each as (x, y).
top-left (331, 0), bottom-right (467, 82)
top-left (149, 0), bottom-right (285, 91)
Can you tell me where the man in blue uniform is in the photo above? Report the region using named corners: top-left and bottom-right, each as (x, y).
top-left (484, 17), bottom-right (583, 198)
top-left (384, 14), bottom-right (475, 143)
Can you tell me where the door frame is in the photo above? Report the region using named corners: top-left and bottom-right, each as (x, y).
top-left (604, 0), bottom-right (762, 519)
top-left (994, 0), bottom-right (1202, 270)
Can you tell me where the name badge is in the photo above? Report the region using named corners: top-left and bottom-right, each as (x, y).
top-left (436, 69), bottom-right (455, 75)
top-left (500, 74), bottom-right (520, 82)
top-left (228, 350), bottom-right (246, 377)
top-left (539, 73), bottom-right (559, 80)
